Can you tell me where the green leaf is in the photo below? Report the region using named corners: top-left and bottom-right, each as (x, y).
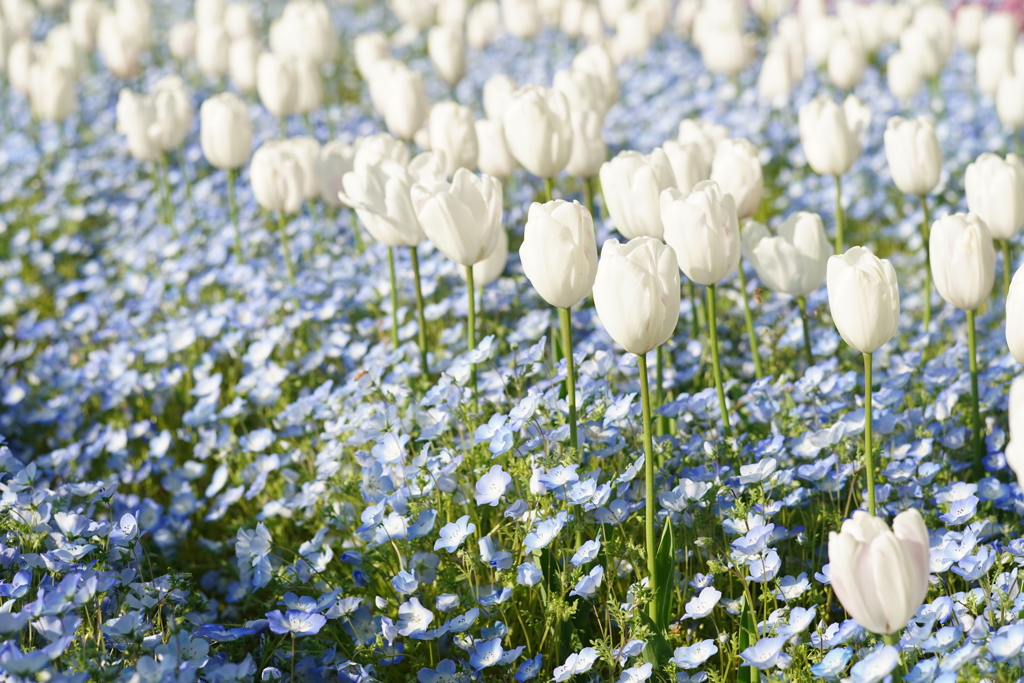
top-left (736, 597), bottom-right (758, 683)
top-left (637, 610), bottom-right (673, 668)
top-left (655, 521), bottom-right (675, 631)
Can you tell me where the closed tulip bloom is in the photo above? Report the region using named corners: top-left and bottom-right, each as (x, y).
top-left (169, 21), bottom-right (196, 62)
top-left (466, 0), bottom-right (500, 49)
top-left (379, 63), bottom-right (428, 141)
top-left (438, 0), bottom-right (469, 28)
top-left (462, 227), bottom-right (508, 288)
top-left (195, 23), bottom-right (229, 79)
top-left (955, 3), bottom-right (984, 53)
top-left (997, 74), bottom-right (1024, 131)
top-left (257, 52), bottom-right (296, 118)
top-left (150, 75), bottom-right (193, 151)
top-left (977, 44), bottom-right (1013, 97)
top-left (742, 212), bottom-right (831, 297)
top-left (7, 38), bottom-right (42, 96)
top-left (561, 0), bottom-right (585, 37)
top-left (116, 89), bottom-right (160, 161)
top-left (502, 0), bottom-right (542, 39)
top-left (611, 9), bottom-right (652, 63)
top-left (661, 181), bottom-right (740, 285)
top-left (251, 142), bottom-right (306, 214)
top-left (884, 116), bottom-right (942, 196)
top-left (429, 101), bottom-right (478, 176)
top-left (914, 4), bottom-right (953, 64)
top-left (564, 109), bottom-right (606, 179)
top-left (827, 35), bottom-right (866, 91)
top-left (390, 0), bottom-right (437, 30)
top-left (483, 74), bottom-right (517, 121)
top-left (899, 24), bottom-right (942, 80)
top-left (70, 0), bottom-right (104, 50)
top-left (593, 237), bottom-right (680, 355)
top-left (572, 44), bottom-right (619, 108)
top-left (409, 150), bottom-right (449, 186)
top-left (827, 246), bottom-right (900, 354)
top-left (799, 95), bottom-right (869, 177)
top-left (292, 59), bottom-right (323, 115)
top-left (887, 49), bottom-right (922, 102)
top-left (428, 25), bottom-right (466, 87)
top-left (1006, 376), bottom-right (1024, 485)
top-left (520, 200), bottom-right (598, 309)
top-left (97, 13), bottom-right (142, 79)
top-left (965, 153), bottom-right (1024, 240)
top-left (758, 42), bottom-right (792, 105)
top-left (475, 119), bottom-right (517, 179)
top-left (353, 132), bottom-right (410, 175)
top-left (599, 148), bottom-right (676, 240)
top-left (553, 66), bottom-right (607, 117)
top-left (805, 15), bottom-right (843, 68)
top-left (701, 28), bottom-right (751, 76)
top-left (273, 0), bottom-right (336, 66)
top-left (316, 139), bottom-right (356, 207)
top-left (710, 139), bottom-right (763, 220)
top-left (45, 24), bottom-right (85, 77)
top-left (1007, 264), bottom-right (1024, 364)
top-left (200, 92), bottom-right (252, 170)
top-left (828, 509), bottom-right (930, 635)
top-left (354, 31), bottom-right (389, 79)
top-left (929, 213), bottom-right (995, 311)
top-left (287, 136), bottom-right (321, 201)
top-left (194, 0), bottom-right (225, 27)
top-left (413, 168), bottom-right (502, 266)
top-left (662, 140), bottom-right (705, 195)
top-left (677, 118), bottom-right (727, 179)
top-left (981, 12), bottom-right (1019, 48)
top-left (229, 36), bottom-right (260, 92)
top-left (340, 160), bottom-right (426, 248)
top-left (224, 2), bottom-right (255, 39)
top-left (29, 58), bottom-right (75, 122)
top-left (502, 86), bottom-right (573, 179)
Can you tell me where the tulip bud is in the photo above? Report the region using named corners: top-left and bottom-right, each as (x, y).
top-left (354, 132), bottom-right (410, 174)
top-left (553, 66), bottom-right (607, 117)
top-left (412, 168), bottom-right (502, 265)
top-left (798, 95), bottom-right (869, 178)
top-left (251, 141), bottom-right (306, 214)
top-left (805, 15), bottom-right (843, 68)
top-left (429, 101), bottom-right (478, 176)
top-left (501, 0), bottom-right (542, 39)
top-left (373, 62), bottom-right (428, 142)
top-left (340, 158), bottom-right (426, 248)
top-left (196, 23), bottom-right (230, 79)
top-left (981, 12), bottom-right (1019, 49)
top-left (97, 12), bottom-right (142, 79)
top-left (965, 153), bottom-right (1024, 241)
top-left (561, 0), bottom-right (585, 37)
top-left (520, 200), bottom-right (598, 309)
top-left (661, 181), bottom-right (740, 286)
top-left (438, 0), bottom-right (469, 28)
top-left (611, 10), bottom-right (652, 63)
top-left (955, 3), bottom-right (984, 53)
top-left (887, 49), bottom-right (922, 102)
top-left (168, 21), bottom-right (196, 61)
top-left (838, 1), bottom-right (884, 55)
top-left (7, 38), bottom-right (41, 95)
top-left (742, 212), bottom-right (831, 297)
top-left (826, 246), bottom-right (900, 354)
top-left (293, 58), bottom-right (323, 115)
top-left (599, 148), bottom-right (676, 240)
top-left (677, 118), bottom-right (727, 179)
top-left (200, 91), bottom-right (253, 170)
top-left (461, 227), bottom-right (508, 288)
top-left (70, 0), bottom-right (105, 50)
top-left (149, 75), bottom-right (192, 152)
top-left (913, 4), bottom-right (953, 65)
top-left (700, 28), bottom-right (751, 76)
top-left (224, 2), bottom-right (254, 40)
top-left (928, 213), bottom-right (995, 312)
top-left (884, 116), bottom-right (942, 196)
top-left (316, 139), bottom-right (356, 207)
top-left (600, 0), bottom-right (628, 26)
top-left (428, 24), bottom-right (466, 87)
top-left (274, 0), bottom-right (336, 66)
top-left (229, 36), bottom-right (259, 92)
top-left (661, 140), bottom-right (704, 195)
top-left (757, 42), bottom-right (792, 106)
top-left (564, 109), bottom-right (606, 179)
top-left (997, 74), bottom-right (1024, 131)
top-left (1007, 264), bottom-right (1024, 364)
top-left (483, 74), bottom-right (517, 122)
top-left (354, 31), bottom-right (390, 79)
top-left (44, 24), bottom-right (85, 78)
top-left (572, 44), bottom-right (619, 108)
top-left (409, 151), bottom-right (449, 186)
top-left (287, 136), bottom-right (321, 201)
top-left (195, 0), bottom-right (225, 28)
top-left (827, 35), bottom-right (866, 91)
top-left (710, 138), bottom-right (763, 220)
top-left (467, 0), bottom-right (500, 49)
top-left (117, 88), bottom-right (160, 161)
top-left (977, 44), bottom-right (1013, 98)
top-left (502, 86), bottom-right (574, 179)
top-left (1006, 375), bottom-right (1024, 485)
top-left (257, 51), bottom-right (296, 118)
top-left (828, 509), bottom-right (930, 635)
top-left (29, 57), bottom-right (75, 122)
top-left (899, 25), bottom-right (942, 80)
top-left (475, 118), bottom-right (517, 179)
top-left (593, 236), bottom-right (680, 355)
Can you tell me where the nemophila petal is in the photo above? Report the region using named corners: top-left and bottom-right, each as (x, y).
top-left (939, 495), bottom-right (979, 525)
top-left (612, 639), bottom-right (646, 665)
top-left (684, 586), bottom-right (722, 619)
top-left (569, 565), bottom-right (604, 599)
top-left (571, 537), bottom-right (601, 566)
top-left (444, 608), bottom-right (479, 633)
top-left (266, 609), bottom-right (326, 636)
top-left (846, 645), bottom-right (898, 683)
top-left (417, 659), bottom-right (458, 683)
top-left (470, 637), bottom-right (504, 670)
top-left (475, 465), bottom-right (512, 506)
top-left (671, 640), bottom-right (718, 669)
top-left (809, 647), bottom-right (851, 680)
top-left (739, 636), bottom-right (786, 670)
top-left (517, 562), bottom-right (543, 586)
top-left (515, 654), bottom-right (543, 682)
top-left (391, 571), bottom-right (418, 594)
top-left (616, 662), bottom-right (652, 683)
top-left (434, 516), bottom-right (475, 553)
top-left (989, 624), bottom-right (1024, 661)
top-left (904, 657), bottom-right (938, 683)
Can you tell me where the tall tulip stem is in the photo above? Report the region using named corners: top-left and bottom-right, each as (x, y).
top-left (687, 280), bottom-right (700, 339)
top-left (834, 174), bottom-right (845, 255)
top-left (967, 309), bottom-right (984, 478)
top-left (881, 634), bottom-right (905, 682)
top-left (544, 177), bottom-right (554, 202)
top-left (863, 351), bottom-right (875, 516)
top-left (797, 297), bottom-right (813, 367)
top-left (636, 352), bottom-right (659, 622)
top-left (1002, 239), bottom-right (1013, 299)
top-left (410, 247), bottom-right (430, 377)
top-left (920, 194), bottom-right (932, 332)
top-left (278, 212), bottom-right (296, 287)
top-left (351, 210), bottom-right (365, 253)
top-left (584, 176), bottom-right (596, 220)
top-left (227, 168), bottom-right (242, 264)
top-left (386, 246), bottom-right (400, 348)
top-left (466, 265), bottom-right (478, 400)
top-left (706, 284), bottom-right (732, 437)
top-left (559, 307), bottom-right (578, 452)
top-left (737, 260), bottom-right (763, 378)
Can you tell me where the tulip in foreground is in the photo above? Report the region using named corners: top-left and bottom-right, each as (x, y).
top-left (827, 247), bottom-right (900, 515)
top-left (828, 509), bottom-right (930, 636)
top-left (592, 236), bottom-right (679, 626)
top-left (599, 148), bottom-right (676, 240)
top-left (501, 85), bottom-right (574, 195)
top-left (1007, 263), bottom-right (1024, 366)
top-left (1005, 376), bottom-right (1024, 488)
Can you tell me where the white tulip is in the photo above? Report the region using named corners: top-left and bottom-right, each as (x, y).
top-left (929, 213), bottom-right (995, 312)
top-left (429, 101), bottom-right (478, 176)
top-left (502, 85), bottom-right (574, 179)
top-left (564, 109), bottom-right (606, 179)
top-left (483, 74), bottom-right (517, 122)
top-left (341, 159), bottom-right (427, 248)
top-left (519, 200), bottom-right (598, 309)
top-left (742, 212), bottom-right (831, 297)
top-left (661, 140), bottom-right (705, 195)
top-left (884, 116), bottom-right (942, 196)
top-left (251, 141), bottom-right (306, 214)
top-left (199, 91), bottom-right (252, 170)
top-left (826, 246), bottom-right (900, 354)
top-left (661, 180), bottom-right (741, 286)
top-left (965, 153), bottom-right (1024, 241)
top-left (1006, 264), bottom-right (1024, 364)
top-left (827, 35), bottom-right (866, 91)
top-left (257, 51), bottom-right (296, 118)
top-left (228, 36), bottom-right (260, 93)
top-left (412, 168), bottom-right (502, 265)
top-left (799, 95), bottom-right (869, 178)
top-left (599, 148), bottom-right (676, 240)
top-left (428, 24), bottom-right (466, 87)
top-left (710, 138), bottom-right (763, 220)
top-left (316, 139), bottom-right (356, 207)
top-left (475, 118), bottom-right (517, 179)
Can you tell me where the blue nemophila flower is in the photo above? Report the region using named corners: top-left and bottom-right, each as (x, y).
top-left (266, 609), bottom-right (326, 636)
top-left (939, 495), bottom-right (979, 525)
top-left (809, 647), bottom-right (851, 680)
top-left (570, 565), bottom-right (604, 599)
top-left (904, 657), bottom-right (938, 683)
top-left (671, 640), bottom-right (718, 669)
top-left (552, 647), bottom-right (599, 681)
top-left (739, 636), bottom-right (786, 670)
top-left (684, 586), bottom-right (721, 619)
top-left (504, 499), bottom-right (529, 519)
top-left (470, 637), bottom-right (504, 670)
top-left (524, 513), bottom-right (568, 552)
top-left (444, 607), bottom-right (479, 632)
top-left (612, 639), bottom-right (646, 665)
top-left (571, 536), bottom-right (601, 566)
top-left (515, 654), bottom-right (543, 682)
top-left (845, 645), bottom-right (897, 683)
top-left (475, 465), bottom-right (512, 506)
top-left (746, 551), bottom-right (781, 583)
top-left (417, 659), bottom-right (457, 683)
top-left (617, 663), bottom-right (652, 683)
top-left (989, 624), bottom-right (1024, 661)
top-left (517, 562), bottom-right (543, 586)
top-left (434, 516), bottom-right (475, 553)
top-left (777, 606), bottom-right (816, 638)
top-left (397, 598), bottom-right (434, 637)
top-left (391, 570), bottom-right (419, 594)
top-left (436, 594), bottom-right (460, 612)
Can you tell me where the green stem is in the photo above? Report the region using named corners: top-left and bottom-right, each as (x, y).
top-left (797, 297), bottom-right (813, 367)
top-left (544, 177), bottom-right (554, 202)
top-left (834, 174), bottom-right (844, 255)
top-left (227, 168), bottom-right (242, 264)
top-left (410, 246), bottom-right (430, 377)
top-left (559, 307), bottom-right (578, 452)
top-left (636, 352), bottom-right (658, 622)
top-left (584, 176), bottom-right (596, 220)
top-left (1002, 239), bottom-right (1013, 299)
top-left (864, 351), bottom-right (875, 516)
top-left (967, 309), bottom-right (984, 479)
top-left (351, 210), bottom-right (365, 253)
top-left (160, 153), bottom-right (175, 229)
top-left (387, 246), bottom-right (400, 348)
top-left (277, 212), bottom-right (296, 286)
top-left (881, 633), bottom-right (904, 682)
top-left (920, 194), bottom-right (931, 332)
top-left (737, 259), bottom-right (763, 378)
top-left (655, 345), bottom-right (666, 435)
top-left (687, 280), bottom-right (700, 339)
top-left (466, 265), bottom-right (477, 400)
top-left (706, 285), bottom-right (731, 437)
